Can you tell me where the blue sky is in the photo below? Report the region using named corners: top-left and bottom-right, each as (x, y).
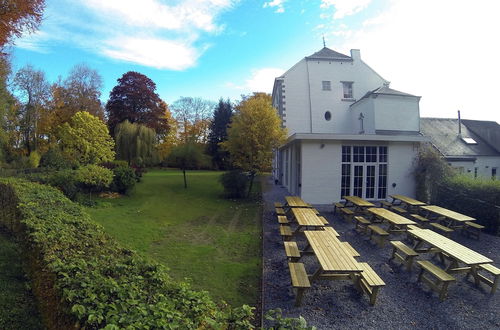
top-left (11, 0), bottom-right (500, 123)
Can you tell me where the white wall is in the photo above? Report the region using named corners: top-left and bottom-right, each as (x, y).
top-left (449, 156), bottom-right (500, 179)
top-left (350, 98), bottom-right (376, 134)
top-left (386, 142), bottom-right (419, 198)
top-left (374, 95), bottom-right (420, 132)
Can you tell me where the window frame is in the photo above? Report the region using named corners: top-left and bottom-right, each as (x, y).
top-left (322, 80), bottom-right (332, 91)
top-left (341, 81), bottom-right (354, 99)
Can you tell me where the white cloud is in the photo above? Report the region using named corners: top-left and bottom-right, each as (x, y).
top-left (320, 0), bottom-right (372, 19)
top-left (226, 67), bottom-right (285, 94)
top-left (333, 0), bottom-right (500, 122)
top-left (15, 0), bottom-right (237, 70)
top-left (263, 0), bottom-right (287, 14)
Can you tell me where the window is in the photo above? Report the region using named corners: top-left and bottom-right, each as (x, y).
top-left (353, 146), bottom-right (364, 162)
top-left (493, 167), bottom-right (497, 180)
top-left (474, 167), bottom-right (478, 178)
top-left (324, 111), bottom-right (331, 121)
top-left (378, 164), bottom-right (388, 198)
top-left (322, 80), bottom-right (331, 91)
top-left (341, 164), bottom-right (351, 197)
top-left (342, 81), bottom-right (353, 98)
top-left (342, 146), bottom-right (351, 162)
top-left (366, 146), bottom-right (377, 162)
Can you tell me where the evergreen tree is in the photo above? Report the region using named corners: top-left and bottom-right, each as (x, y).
top-left (207, 98), bottom-right (232, 170)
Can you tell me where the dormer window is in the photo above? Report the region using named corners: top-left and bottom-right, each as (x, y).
top-left (322, 81), bottom-right (331, 91)
top-left (342, 81), bottom-right (353, 99)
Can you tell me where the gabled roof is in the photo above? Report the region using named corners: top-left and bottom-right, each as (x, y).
top-left (351, 85), bottom-right (419, 107)
top-left (462, 119), bottom-right (500, 154)
top-left (306, 47), bottom-right (352, 61)
top-left (420, 118), bottom-right (500, 159)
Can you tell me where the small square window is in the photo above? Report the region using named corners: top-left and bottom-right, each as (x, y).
top-left (322, 81), bottom-right (331, 91)
top-left (342, 81), bottom-right (353, 98)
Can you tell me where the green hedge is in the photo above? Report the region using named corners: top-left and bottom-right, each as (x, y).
top-left (435, 175), bottom-right (500, 235)
top-left (0, 178), bottom-right (253, 329)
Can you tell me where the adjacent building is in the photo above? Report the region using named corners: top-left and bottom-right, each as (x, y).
top-left (271, 47), bottom-right (427, 204)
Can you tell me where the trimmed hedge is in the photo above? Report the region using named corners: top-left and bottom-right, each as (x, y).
top-left (0, 178), bottom-right (253, 329)
top-left (435, 175), bottom-right (500, 235)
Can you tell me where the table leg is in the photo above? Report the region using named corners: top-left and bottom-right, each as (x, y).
top-left (310, 267), bottom-right (323, 283)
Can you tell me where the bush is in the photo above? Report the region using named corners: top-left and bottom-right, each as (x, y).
top-left (46, 170), bottom-right (79, 200)
top-left (110, 165), bottom-right (136, 194)
top-left (435, 175), bottom-right (500, 235)
top-left (28, 151), bottom-right (41, 168)
top-left (0, 178), bottom-right (254, 329)
top-left (39, 147), bottom-right (75, 170)
top-left (75, 165), bottom-right (113, 201)
top-left (220, 170), bottom-right (249, 198)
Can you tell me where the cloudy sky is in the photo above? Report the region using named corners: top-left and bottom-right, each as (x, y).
top-left (11, 0), bottom-right (500, 123)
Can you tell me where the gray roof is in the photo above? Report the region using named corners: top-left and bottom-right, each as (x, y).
top-left (462, 119), bottom-right (500, 154)
top-left (420, 118), bottom-right (500, 158)
top-left (306, 47), bottom-right (352, 61)
top-left (352, 86), bottom-right (419, 107)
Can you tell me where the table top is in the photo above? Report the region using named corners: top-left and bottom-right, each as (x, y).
top-left (367, 208), bottom-right (417, 226)
top-left (304, 230), bottom-right (363, 273)
top-left (420, 205), bottom-right (476, 222)
top-left (291, 208), bottom-right (325, 227)
top-left (285, 196), bottom-right (310, 208)
top-left (409, 228), bottom-right (492, 265)
top-left (390, 194), bottom-right (426, 206)
top-left (343, 196), bottom-right (376, 207)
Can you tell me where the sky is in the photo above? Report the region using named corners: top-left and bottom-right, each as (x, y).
top-left (10, 0), bottom-right (500, 123)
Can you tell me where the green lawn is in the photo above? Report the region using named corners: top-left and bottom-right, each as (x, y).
top-left (0, 232), bottom-right (42, 329)
top-left (86, 169), bottom-right (262, 307)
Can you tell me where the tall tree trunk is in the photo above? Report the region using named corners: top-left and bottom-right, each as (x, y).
top-left (247, 172), bottom-right (255, 198)
top-left (183, 169), bottom-right (187, 188)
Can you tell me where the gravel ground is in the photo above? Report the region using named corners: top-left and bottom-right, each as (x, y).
top-left (261, 176), bottom-right (500, 329)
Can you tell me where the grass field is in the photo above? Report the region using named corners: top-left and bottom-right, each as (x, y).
top-left (0, 232), bottom-right (42, 329)
top-left (87, 169), bottom-right (262, 307)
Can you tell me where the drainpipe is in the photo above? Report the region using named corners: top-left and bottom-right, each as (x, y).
top-left (458, 110), bottom-right (462, 137)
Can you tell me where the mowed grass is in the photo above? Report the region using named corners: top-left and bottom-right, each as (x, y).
top-left (86, 169), bottom-right (262, 307)
top-left (0, 232), bottom-right (42, 329)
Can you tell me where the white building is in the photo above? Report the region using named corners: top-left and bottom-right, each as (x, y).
top-left (420, 117), bottom-right (500, 179)
top-left (272, 47), bottom-right (426, 204)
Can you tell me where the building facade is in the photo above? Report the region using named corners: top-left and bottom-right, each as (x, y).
top-left (272, 47), bottom-right (426, 204)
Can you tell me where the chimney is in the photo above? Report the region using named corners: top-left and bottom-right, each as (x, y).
top-left (458, 110), bottom-right (462, 136)
top-left (350, 49), bottom-right (361, 61)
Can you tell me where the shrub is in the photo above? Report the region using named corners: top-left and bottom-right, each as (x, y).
top-left (75, 165), bottom-right (113, 201)
top-left (28, 151), bottom-right (41, 168)
top-left (46, 170), bottom-right (79, 200)
top-left (265, 309), bottom-right (316, 330)
top-left (435, 175), bottom-right (500, 235)
top-left (110, 165), bottom-right (136, 194)
top-left (219, 170), bottom-right (249, 198)
top-left (39, 147), bottom-right (75, 170)
top-left (0, 178), bottom-right (254, 329)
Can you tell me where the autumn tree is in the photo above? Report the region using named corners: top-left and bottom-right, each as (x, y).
top-left (207, 98), bottom-right (232, 170)
top-left (168, 142), bottom-right (208, 188)
top-left (0, 0), bottom-right (45, 47)
top-left (170, 96), bottom-right (214, 143)
top-left (115, 120), bottom-right (156, 166)
top-left (57, 111), bottom-right (115, 165)
top-left (222, 93), bottom-right (286, 196)
top-left (13, 64), bottom-right (51, 153)
top-left (106, 71), bottom-right (169, 138)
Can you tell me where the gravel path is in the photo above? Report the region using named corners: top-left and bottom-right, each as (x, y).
top-left (261, 176), bottom-right (500, 329)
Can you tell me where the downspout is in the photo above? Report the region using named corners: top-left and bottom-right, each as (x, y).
top-left (305, 60), bottom-right (313, 133)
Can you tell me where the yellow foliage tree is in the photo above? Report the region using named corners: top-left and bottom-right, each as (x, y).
top-left (222, 93), bottom-right (286, 195)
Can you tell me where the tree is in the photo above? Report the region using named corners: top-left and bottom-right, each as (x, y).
top-left (170, 96), bottom-right (214, 143)
top-left (58, 111), bottom-right (115, 165)
top-left (222, 93), bottom-right (286, 196)
top-left (75, 164), bottom-right (113, 202)
top-left (0, 0), bottom-right (45, 48)
top-left (168, 142), bottom-right (209, 188)
top-left (105, 71), bottom-right (170, 138)
top-left (13, 64), bottom-right (51, 153)
top-left (114, 120), bottom-right (156, 166)
top-left (207, 98), bottom-right (233, 170)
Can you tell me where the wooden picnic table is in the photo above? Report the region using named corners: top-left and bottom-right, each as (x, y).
top-left (389, 194), bottom-right (426, 209)
top-left (420, 205), bottom-right (476, 229)
top-left (343, 196), bottom-right (375, 213)
top-left (367, 207), bottom-right (417, 232)
top-left (304, 230), bottom-right (363, 282)
top-left (285, 196), bottom-right (311, 208)
top-left (408, 227), bottom-right (492, 285)
top-left (290, 208), bottom-right (325, 235)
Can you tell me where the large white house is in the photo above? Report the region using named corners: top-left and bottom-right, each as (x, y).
top-left (272, 47), bottom-right (427, 204)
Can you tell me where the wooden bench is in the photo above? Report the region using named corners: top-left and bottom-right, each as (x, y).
top-left (389, 240), bottom-right (419, 271)
top-left (410, 214), bottom-right (430, 227)
top-left (380, 201), bottom-right (393, 208)
top-left (311, 208), bottom-right (320, 215)
top-left (284, 241), bottom-right (301, 262)
top-left (324, 226), bottom-right (340, 237)
top-left (430, 223), bottom-right (454, 238)
top-left (417, 260), bottom-right (455, 301)
top-left (288, 262), bottom-right (311, 306)
top-left (368, 225), bottom-right (389, 247)
top-left (277, 215), bottom-right (288, 225)
top-left (280, 225), bottom-right (292, 241)
top-left (333, 202), bottom-right (345, 214)
top-left (340, 208), bottom-right (354, 222)
top-left (354, 216), bottom-right (371, 233)
top-left (390, 206), bottom-right (407, 214)
top-left (462, 221), bottom-right (485, 240)
top-left (357, 262), bottom-right (385, 305)
top-left (275, 207), bottom-right (285, 216)
top-left (472, 263), bottom-right (500, 294)
top-left (274, 202), bottom-right (283, 208)
top-left (318, 216), bottom-right (329, 225)
top-left (341, 242), bottom-right (360, 258)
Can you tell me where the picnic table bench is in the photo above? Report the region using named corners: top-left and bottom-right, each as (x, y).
top-left (367, 207), bottom-right (417, 233)
top-left (389, 194), bottom-right (426, 212)
top-left (419, 205), bottom-right (476, 229)
top-left (342, 196), bottom-right (376, 214)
